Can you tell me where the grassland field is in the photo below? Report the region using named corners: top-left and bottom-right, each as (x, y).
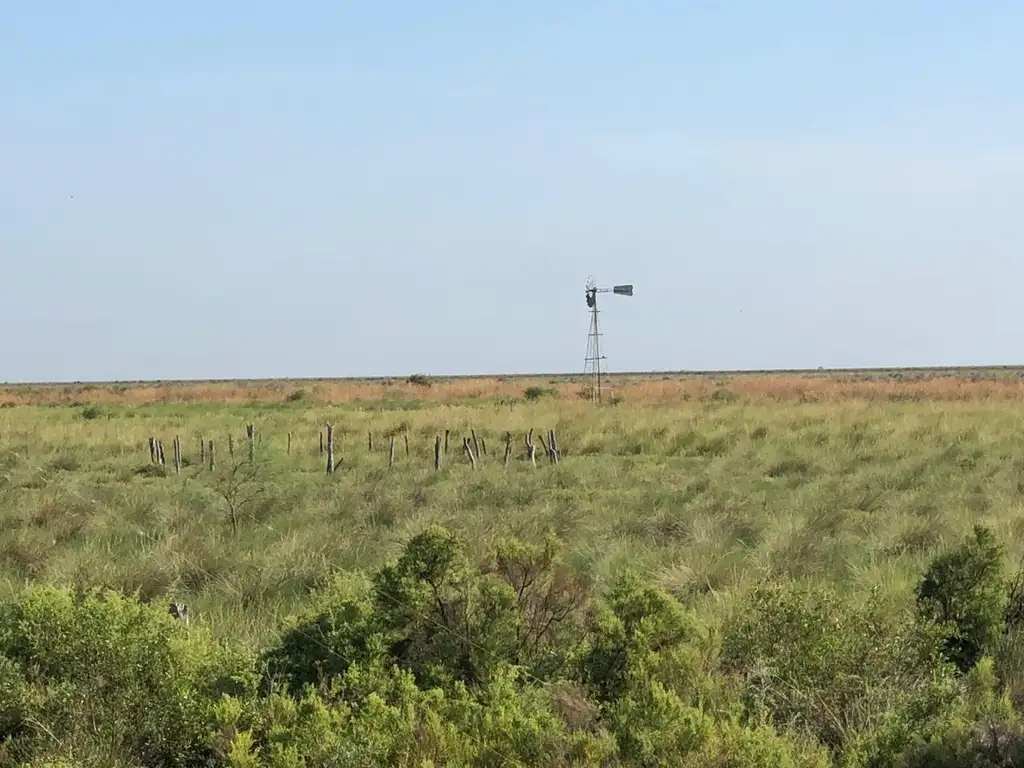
top-left (3, 368), bottom-right (1024, 646)
top-left (4, 368), bottom-right (1024, 765)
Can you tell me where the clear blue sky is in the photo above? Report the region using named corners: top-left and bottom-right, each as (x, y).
top-left (3, 2), bottom-right (1023, 382)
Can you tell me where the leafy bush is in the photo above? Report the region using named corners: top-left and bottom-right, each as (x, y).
top-left (524, 386), bottom-right (555, 401)
top-left (916, 524), bottom-right (1008, 673)
top-left (0, 586), bottom-right (255, 766)
top-left (406, 374), bottom-right (431, 387)
top-left (79, 405), bottom-right (105, 420)
top-left (265, 526), bottom-right (589, 694)
top-left (723, 582), bottom-right (959, 758)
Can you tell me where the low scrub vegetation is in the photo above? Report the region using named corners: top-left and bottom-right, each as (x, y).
top-left (2, 384), bottom-right (1024, 764)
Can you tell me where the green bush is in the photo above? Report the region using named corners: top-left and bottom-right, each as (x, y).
top-left (524, 386), bottom-right (555, 401)
top-left (916, 524), bottom-right (1008, 673)
top-left (0, 586), bottom-right (254, 766)
top-left (723, 582), bottom-right (959, 759)
top-left (266, 526), bottom-right (590, 694)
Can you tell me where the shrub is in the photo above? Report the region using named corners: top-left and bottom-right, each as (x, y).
top-left (579, 571), bottom-right (702, 705)
top-left (79, 405), bottom-right (104, 420)
top-left (723, 583), bottom-right (959, 758)
top-left (916, 524), bottom-right (1007, 673)
top-left (524, 386), bottom-right (555, 401)
top-left (265, 526), bottom-right (588, 694)
top-left (406, 374), bottom-right (431, 387)
top-left (0, 586), bottom-right (255, 766)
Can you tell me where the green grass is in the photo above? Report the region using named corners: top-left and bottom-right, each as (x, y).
top-left (2, 396), bottom-right (1023, 649)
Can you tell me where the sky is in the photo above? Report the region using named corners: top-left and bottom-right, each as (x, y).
top-left (3, 1), bottom-right (1024, 382)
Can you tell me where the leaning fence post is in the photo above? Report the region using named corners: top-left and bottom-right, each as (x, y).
top-left (471, 429), bottom-right (481, 460)
top-left (389, 436), bottom-right (396, 469)
top-left (463, 437), bottom-right (477, 470)
top-left (326, 423), bottom-right (335, 474)
top-left (368, 431), bottom-right (373, 452)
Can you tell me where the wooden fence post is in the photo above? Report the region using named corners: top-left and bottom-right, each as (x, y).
top-left (540, 431), bottom-right (553, 462)
top-left (549, 429), bottom-right (560, 464)
top-left (404, 432), bottom-right (409, 456)
top-left (463, 437), bottom-right (477, 470)
top-left (173, 436), bottom-right (181, 475)
top-left (287, 432), bottom-right (292, 455)
top-left (208, 440), bottom-right (215, 471)
top-left (471, 429), bottom-right (481, 461)
top-left (319, 431), bottom-right (324, 456)
top-left (434, 436), bottom-right (443, 471)
top-left (200, 437), bottom-right (205, 463)
top-left (444, 429), bottom-right (450, 454)
top-left (503, 431), bottom-right (513, 467)
top-left (525, 430), bottom-right (536, 468)
top-left (368, 431), bottom-right (373, 451)
top-left (149, 437), bottom-right (156, 463)
top-left (246, 424), bottom-right (255, 462)
top-left (157, 440), bottom-right (166, 466)
top-left (326, 423), bottom-right (335, 474)
top-left (228, 434), bottom-right (235, 458)
top-left (389, 436), bottom-right (396, 469)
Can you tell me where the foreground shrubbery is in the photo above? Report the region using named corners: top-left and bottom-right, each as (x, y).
top-left (2, 524), bottom-right (1024, 766)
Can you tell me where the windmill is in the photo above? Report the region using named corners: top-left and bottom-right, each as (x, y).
top-left (583, 277), bottom-right (634, 404)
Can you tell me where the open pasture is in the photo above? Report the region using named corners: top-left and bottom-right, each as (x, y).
top-left (4, 370), bottom-right (1024, 766)
top-left (2, 371), bottom-right (1023, 644)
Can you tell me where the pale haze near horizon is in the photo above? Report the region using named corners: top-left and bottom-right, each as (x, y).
top-left (3, 2), bottom-right (1023, 383)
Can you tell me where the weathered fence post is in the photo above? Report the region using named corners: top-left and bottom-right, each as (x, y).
top-left (444, 429), bottom-right (450, 454)
top-left (368, 431), bottom-right (373, 451)
top-left (463, 437), bottom-right (477, 470)
top-left (208, 440), bottom-right (215, 471)
top-left (389, 436), bottom-right (396, 469)
top-left (173, 436), bottom-right (181, 475)
top-left (404, 432), bottom-right (409, 456)
top-left (228, 434), bottom-right (235, 458)
top-left (525, 430), bottom-right (536, 468)
top-left (540, 431), bottom-right (554, 462)
top-left (434, 436), bottom-right (443, 471)
top-left (287, 432), bottom-right (292, 455)
top-left (471, 429), bottom-right (481, 461)
top-left (549, 429), bottom-right (560, 464)
top-left (326, 423), bottom-right (335, 474)
top-left (319, 431), bottom-right (324, 456)
top-left (149, 437), bottom-right (157, 463)
top-left (246, 424), bottom-right (255, 462)
top-left (200, 437), bottom-right (206, 463)
top-left (157, 440), bottom-right (166, 466)
top-left (503, 431), bottom-right (513, 467)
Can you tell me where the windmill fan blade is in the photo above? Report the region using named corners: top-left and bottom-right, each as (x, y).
top-left (613, 284), bottom-right (633, 296)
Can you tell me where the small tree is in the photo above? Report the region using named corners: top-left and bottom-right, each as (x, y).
top-left (916, 524), bottom-right (1007, 673)
top-left (212, 457), bottom-right (273, 535)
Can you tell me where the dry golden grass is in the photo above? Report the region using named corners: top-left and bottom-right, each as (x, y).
top-left (5, 369), bottom-right (1024, 407)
